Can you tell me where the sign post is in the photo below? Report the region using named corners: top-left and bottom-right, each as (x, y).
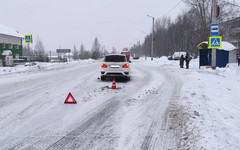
top-left (24, 34), bottom-right (33, 62)
top-left (211, 0), bottom-right (218, 69)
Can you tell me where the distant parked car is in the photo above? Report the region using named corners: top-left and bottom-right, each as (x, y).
top-left (24, 62), bottom-right (37, 66)
top-left (100, 54), bottom-right (130, 81)
top-left (172, 52), bottom-right (187, 60)
top-left (133, 56), bottom-right (140, 60)
top-left (168, 56), bottom-right (173, 60)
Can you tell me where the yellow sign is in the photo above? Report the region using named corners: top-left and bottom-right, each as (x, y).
top-left (208, 36), bottom-right (222, 49)
top-left (24, 34), bottom-right (32, 44)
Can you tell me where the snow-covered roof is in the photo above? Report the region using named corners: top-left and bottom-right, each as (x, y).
top-left (0, 24), bottom-right (24, 38)
top-left (2, 50), bottom-right (12, 56)
top-left (197, 41), bottom-right (237, 51)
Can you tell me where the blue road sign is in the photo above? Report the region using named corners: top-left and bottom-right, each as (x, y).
top-left (25, 36), bottom-right (30, 42)
top-left (209, 36), bottom-right (222, 49)
top-left (24, 34), bottom-right (32, 44)
top-left (210, 24), bottom-right (219, 36)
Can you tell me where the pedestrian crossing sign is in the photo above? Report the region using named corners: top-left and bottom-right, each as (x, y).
top-left (24, 34), bottom-right (32, 44)
top-left (208, 36), bottom-right (222, 49)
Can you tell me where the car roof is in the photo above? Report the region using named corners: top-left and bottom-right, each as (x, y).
top-left (105, 54), bottom-right (125, 56)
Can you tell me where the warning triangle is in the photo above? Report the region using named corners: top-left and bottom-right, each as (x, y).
top-left (64, 93), bottom-right (77, 104)
top-left (212, 39), bottom-right (219, 46)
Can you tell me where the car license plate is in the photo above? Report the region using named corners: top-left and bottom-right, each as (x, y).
top-left (110, 65), bottom-right (120, 68)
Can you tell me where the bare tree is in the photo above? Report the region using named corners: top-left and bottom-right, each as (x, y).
top-left (129, 1), bottom-right (240, 57)
top-left (91, 37), bottom-right (101, 59)
top-left (79, 44), bottom-right (85, 59)
top-left (72, 44), bottom-right (79, 60)
top-left (183, 0), bottom-right (240, 40)
top-left (34, 37), bottom-right (48, 62)
top-left (111, 47), bottom-right (117, 54)
top-left (100, 45), bottom-right (108, 58)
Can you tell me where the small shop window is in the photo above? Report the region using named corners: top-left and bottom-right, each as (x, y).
top-left (3, 43), bottom-right (6, 48)
top-left (8, 44), bottom-right (12, 49)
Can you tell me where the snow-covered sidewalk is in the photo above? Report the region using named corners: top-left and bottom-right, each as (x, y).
top-left (154, 57), bottom-right (240, 150)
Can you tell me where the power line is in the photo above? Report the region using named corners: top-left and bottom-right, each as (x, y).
top-left (163, 0), bottom-right (183, 17)
top-left (222, 0), bottom-right (240, 8)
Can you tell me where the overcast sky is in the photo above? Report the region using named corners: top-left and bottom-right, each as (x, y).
top-left (1, 0), bottom-right (186, 53)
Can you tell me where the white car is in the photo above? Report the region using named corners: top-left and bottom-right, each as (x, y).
top-left (100, 54), bottom-right (130, 81)
top-left (172, 52), bottom-right (187, 60)
top-left (24, 62), bottom-right (37, 66)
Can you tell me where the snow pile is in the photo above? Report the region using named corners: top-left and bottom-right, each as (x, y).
top-left (178, 69), bottom-right (240, 149)
top-left (165, 58), bottom-right (239, 150)
top-left (0, 59), bottom-right (98, 76)
top-left (137, 57), bottom-right (240, 149)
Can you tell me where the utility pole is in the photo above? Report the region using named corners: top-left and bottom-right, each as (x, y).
top-left (147, 15), bottom-right (155, 61)
top-left (28, 43), bottom-right (30, 62)
top-left (211, 0), bottom-right (217, 69)
top-left (49, 50), bottom-right (51, 62)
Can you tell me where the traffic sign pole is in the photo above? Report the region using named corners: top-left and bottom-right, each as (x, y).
top-left (211, 0), bottom-right (217, 69)
top-left (28, 44), bottom-right (30, 62)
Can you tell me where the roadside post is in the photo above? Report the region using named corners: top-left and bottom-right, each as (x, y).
top-left (24, 34), bottom-right (33, 62)
top-left (209, 1), bottom-right (220, 69)
top-left (147, 15), bottom-right (155, 61)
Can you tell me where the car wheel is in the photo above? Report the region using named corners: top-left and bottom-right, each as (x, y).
top-left (101, 76), bottom-right (106, 81)
top-left (125, 76), bottom-right (130, 81)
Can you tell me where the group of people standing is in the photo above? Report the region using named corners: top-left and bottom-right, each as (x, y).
top-left (179, 53), bottom-right (240, 68)
top-left (179, 53), bottom-right (191, 69)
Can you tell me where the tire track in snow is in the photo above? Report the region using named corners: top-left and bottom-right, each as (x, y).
top-left (139, 68), bottom-right (182, 150)
top-left (0, 65), bottom-right (99, 133)
top-left (46, 97), bottom-right (120, 149)
top-left (1, 61), bottom-right (167, 149)
top-left (45, 62), bottom-right (154, 150)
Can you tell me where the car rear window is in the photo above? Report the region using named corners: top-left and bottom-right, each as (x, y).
top-left (104, 55), bottom-right (126, 62)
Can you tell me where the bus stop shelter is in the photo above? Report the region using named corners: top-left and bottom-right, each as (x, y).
top-left (197, 41), bottom-right (237, 68)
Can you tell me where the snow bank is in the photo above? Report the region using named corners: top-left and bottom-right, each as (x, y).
top-left (135, 57), bottom-right (240, 149)
top-left (0, 59), bottom-right (98, 76)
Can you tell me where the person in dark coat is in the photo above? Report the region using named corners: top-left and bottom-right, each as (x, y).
top-left (185, 53), bottom-right (191, 69)
top-left (237, 54), bottom-right (240, 66)
top-left (179, 55), bottom-right (184, 68)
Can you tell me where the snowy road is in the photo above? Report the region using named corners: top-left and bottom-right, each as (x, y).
top-left (0, 60), bottom-right (182, 150)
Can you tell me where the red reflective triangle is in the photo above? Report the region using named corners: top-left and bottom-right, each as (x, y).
top-left (64, 93), bottom-right (77, 104)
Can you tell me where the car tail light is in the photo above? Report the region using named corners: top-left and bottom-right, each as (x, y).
top-left (122, 63), bottom-right (129, 68)
top-left (101, 63), bottom-right (108, 68)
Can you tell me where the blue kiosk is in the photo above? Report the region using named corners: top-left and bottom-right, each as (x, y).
top-left (197, 41), bottom-right (237, 68)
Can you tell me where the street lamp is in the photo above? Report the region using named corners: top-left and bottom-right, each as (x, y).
top-left (147, 15), bottom-right (155, 61)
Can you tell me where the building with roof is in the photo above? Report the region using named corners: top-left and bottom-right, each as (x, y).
top-left (0, 24), bottom-right (24, 66)
top-left (197, 41), bottom-right (238, 68)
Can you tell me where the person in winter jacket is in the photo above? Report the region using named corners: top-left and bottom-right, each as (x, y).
top-left (185, 53), bottom-right (191, 69)
top-left (237, 54), bottom-right (240, 66)
top-left (179, 55), bottom-right (184, 68)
